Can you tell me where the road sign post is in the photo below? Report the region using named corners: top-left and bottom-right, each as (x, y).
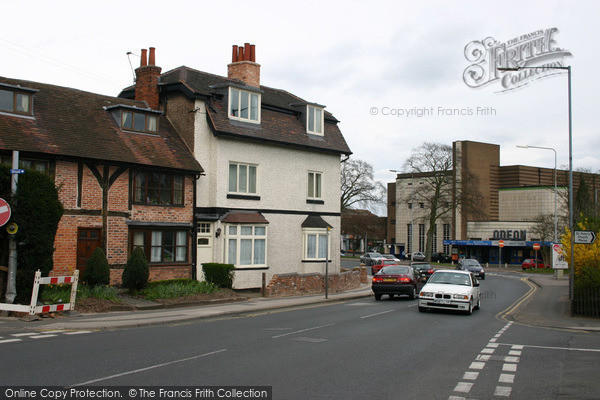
top-left (498, 240), bottom-right (504, 268)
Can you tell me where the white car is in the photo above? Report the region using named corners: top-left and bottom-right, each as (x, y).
top-left (418, 269), bottom-right (481, 315)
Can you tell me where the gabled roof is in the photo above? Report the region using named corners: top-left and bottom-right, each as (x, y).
top-left (0, 76), bottom-right (203, 174)
top-left (120, 66), bottom-right (352, 155)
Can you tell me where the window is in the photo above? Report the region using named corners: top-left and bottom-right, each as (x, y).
top-left (121, 110), bottom-right (158, 133)
top-left (229, 88), bottom-right (260, 123)
top-left (307, 105), bottom-right (324, 135)
top-left (0, 157), bottom-right (49, 173)
top-left (0, 89), bottom-right (31, 115)
top-left (308, 171), bottom-right (322, 199)
top-left (133, 171), bottom-right (184, 205)
top-left (408, 203), bottom-right (412, 209)
top-left (229, 162), bottom-right (257, 194)
top-left (303, 228), bottom-right (330, 260)
top-left (197, 223), bottom-right (211, 234)
top-left (432, 224), bottom-right (438, 253)
top-left (131, 228), bottom-right (188, 263)
top-left (407, 224), bottom-right (412, 253)
top-left (443, 224), bottom-right (451, 254)
top-left (419, 224), bottom-right (425, 252)
top-left (227, 225), bottom-right (267, 266)
top-left (419, 203), bottom-right (424, 208)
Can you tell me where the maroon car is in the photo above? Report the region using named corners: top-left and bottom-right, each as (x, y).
top-left (371, 259), bottom-right (400, 275)
top-left (372, 265), bottom-right (424, 300)
top-left (522, 259), bottom-right (549, 270)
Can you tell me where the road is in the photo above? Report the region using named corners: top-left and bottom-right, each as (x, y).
top-left (1, 272), bottom-right (599, 399)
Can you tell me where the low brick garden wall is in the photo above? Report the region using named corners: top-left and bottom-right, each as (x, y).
top-left (109, 265), bottom-right (191, 285)
top-left (265, 267), bottom-right (367, 298)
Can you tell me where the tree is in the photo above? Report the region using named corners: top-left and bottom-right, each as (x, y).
top-left (529, 213), bottom-right (557, 262)
top-left (341, 158), bottom-right (386, 213)
top-left (402, 142), bottom-right (484, 262)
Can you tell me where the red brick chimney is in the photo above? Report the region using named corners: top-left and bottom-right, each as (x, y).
top-left (227, 43), bottom-right (260, 87)
top-left (135, 47), bottom-right (162, 110)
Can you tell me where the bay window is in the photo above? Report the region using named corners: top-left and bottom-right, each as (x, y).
top-left (227, 225), bottom-right (267, 266)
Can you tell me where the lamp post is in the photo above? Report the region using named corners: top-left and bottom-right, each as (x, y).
top-left (499, 65), bottom-right (574, 303)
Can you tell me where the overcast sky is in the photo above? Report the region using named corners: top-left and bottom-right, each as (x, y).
top-left (2, 0), bottom-right (598, 215)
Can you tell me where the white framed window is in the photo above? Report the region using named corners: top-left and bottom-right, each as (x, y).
top-left (303, 228), bottom-right (330, 260)
top-left (307, 105), bottom-right (324, 135)
top-left (229, 87), bottom-right (260, 123)
top-left (229, 162), bottom-right (258, 194)
top-left (307, 171), bottom-right (322, 199)
top-left (226, 225), bottom-right (267, 266)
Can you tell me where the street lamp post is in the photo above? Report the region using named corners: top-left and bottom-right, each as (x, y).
top-left (516, 145), bottom-right (560, 277)
top-left (499, 65), bottom-right (574, 303)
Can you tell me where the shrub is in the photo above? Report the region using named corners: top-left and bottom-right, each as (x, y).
top-left (202, 263), bottom-right (235, 288)
top-left (82, 247), bottom-right (110, 286)
top-left (122, 247), bottom-right (149, 291)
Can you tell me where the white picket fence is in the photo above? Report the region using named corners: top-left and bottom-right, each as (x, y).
top-left (0, 269), bottom-right (79, 315)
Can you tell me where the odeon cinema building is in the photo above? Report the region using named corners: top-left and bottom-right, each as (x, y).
top-left (387, 140), bottom-right (599, 265)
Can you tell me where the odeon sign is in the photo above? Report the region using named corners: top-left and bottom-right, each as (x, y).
top-left (493, 229), bottom-right (526, 240)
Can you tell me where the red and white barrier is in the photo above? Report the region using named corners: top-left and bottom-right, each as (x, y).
top-left (0, 269), bottom-right (79, 315)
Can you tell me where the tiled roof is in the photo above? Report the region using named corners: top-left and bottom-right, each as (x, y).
top-left (221, 211), bottom-right (269, 224)
top-left (0, 76), bottom-right (203, 173)
top-left (120, 66), bottom-right (352, 155)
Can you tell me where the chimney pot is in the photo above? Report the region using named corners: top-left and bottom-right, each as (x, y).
top-left (140, 49), bottom-right (148, 67)
top-left (232, 45), bottom-right (239, 63)
top-left (149, 47), bottom-right (156, 66)
top-left (244, 43), bottom-right (251, 61)
top-left (249, 45), bottom-right (256, 62)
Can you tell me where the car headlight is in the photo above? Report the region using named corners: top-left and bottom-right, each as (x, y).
top-left (420, 292), bottom-right (434, 298)
top-left (452, 294), bottom-right (469, 300)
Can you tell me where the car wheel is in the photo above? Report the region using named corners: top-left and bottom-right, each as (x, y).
top-left (389, 294), bottom-right (395, 299)
top-left (409, 286), bottom-right (417, 300)
top-left (465, 299), bottom-right (473, 315)
top-left (481, 275), bottom-right (485, 280)
top-left (418, 306), bottom-right (426, 312)
top-left (375, 293), bottom-right (382, 301)
top-left (474, 297), bottom-right (480, 310)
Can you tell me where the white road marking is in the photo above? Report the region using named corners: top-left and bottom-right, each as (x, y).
top-left (41, 330), bottom-right (65, 334)
top-left (504, 356), bottom-right (520, 363)
top-left (272, 323), bottom-right (335, 339)
top-left (0, 339), bottom-right (22, 344)
top-left (502, 363), bottom-right (518, 372)
top-left (361, 310), bottom-right (394, 319)
top-left (72, 349), bottom-right (228, 386)
top-left (30, 334), bottom-right (57, 339)
top-left (453, 382), bottom-right (473, 393)
top-left (11, 333), bottom-right (38, 337)
top-left (476, 354), bottom-right (491, 361)
top-left (481, 348), bottom-right (495, 354)
top-left (496, 343), bottom-right (600, 352)
top-left (469, 361), bottom-right (486, 370)
top-left (462, 371), bottom-right (479, 380)
top-left (494, 386), bottom-right (512, 397)
top-left (509, 350), bottom-right (522, 356)
top-left (487, 343), bottom-right (499, 348)
top-left (499, 374), bottom-right (515, 383)
top-left (64, 331), bottom-right (92, 335)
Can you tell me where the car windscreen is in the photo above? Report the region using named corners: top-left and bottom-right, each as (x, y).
top-left (462, 259), bottom-right (480, 266)
top-left (382, 260), bottom-right (397, 265)
top-left (380, 266), bottom-right (410, 275)
top-left (412, 263), bottom-right (431, 269)
top-left (428, 272), bottom-right (471, 286)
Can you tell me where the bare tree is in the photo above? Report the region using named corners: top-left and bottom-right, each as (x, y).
top-left (341, 158), bottom-right (386, 213)
top-left (529, 213), bottom-right (556, 262)
top-left (402, 142), bottom-right (484, 261)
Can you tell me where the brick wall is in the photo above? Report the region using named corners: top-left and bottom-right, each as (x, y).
top-left (265, 269), bottom-right (364, 298)
top-left (227, 61), bottom-right (260, 87)
top-left (52, 160), bottom-right (195, 284)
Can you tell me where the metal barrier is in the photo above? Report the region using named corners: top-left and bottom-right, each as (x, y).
top-left (0, 269), bottom-right (79, 315)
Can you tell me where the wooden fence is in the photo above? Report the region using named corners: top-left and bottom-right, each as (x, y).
top-left (572, 286), bottom-right (600, 317)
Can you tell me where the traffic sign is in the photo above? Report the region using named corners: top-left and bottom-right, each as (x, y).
top-left (10, 169), bottom-right (25, 174)
top-left (533, 243), bottom-right (541, 250)
top-left (498, 239), bottom-right (505, 248)
top-left (574, 230), bottom-right (596, 245)
top-left (552, 243), bottom-right (568, 269)
top-left (0, 198), bottom-right (11, 227)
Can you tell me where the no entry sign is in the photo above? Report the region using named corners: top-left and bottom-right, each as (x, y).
top-left (0, 198), bottom-right (11, 227)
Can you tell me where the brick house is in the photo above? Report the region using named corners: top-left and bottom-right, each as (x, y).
top-left (120, 44), bottom-right (353, 290)
top-left (0, 50), bottom-right (203, 283)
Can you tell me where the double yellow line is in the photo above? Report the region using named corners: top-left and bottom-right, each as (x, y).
top-left (496, 277), bottom-right (538, 322)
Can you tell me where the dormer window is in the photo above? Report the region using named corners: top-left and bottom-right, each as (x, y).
top-left (121, 110), bottom-right (158, 133)
top-left (229, 87), bottom-right (260, 123)
top-left (0, 88), bottom-right (32, 115)
top-left (307, 105), bottom-right (323, 135)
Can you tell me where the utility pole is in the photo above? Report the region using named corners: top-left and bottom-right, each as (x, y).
top-left (5, 150), bottom-right (19, 304)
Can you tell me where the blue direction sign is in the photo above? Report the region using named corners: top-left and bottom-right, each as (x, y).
top-left (10, 169), bottom-right (25, 174)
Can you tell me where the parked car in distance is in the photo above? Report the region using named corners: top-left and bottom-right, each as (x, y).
top-left (360, 252), bottom-right (385, 266)
top-left (372, 265), bottom-right (424, 300)
top-left (410, 251), bottom-right (426, 261)
top-left (522, 259), bottom-right (549, 270)
top-left (431, 252), bottom-right (452, 263)
top-left (457, 258), bottom-right (485, 280)
top-left (418, 270), bottom-right (481, 314)
top-left (371, 259), bottom-right (401, 275)
top-left (383, 254), bottom-right (401, 263)
top-left (411, 262), bottom-right (435, 281)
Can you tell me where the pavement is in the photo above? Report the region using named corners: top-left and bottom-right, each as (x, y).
top-left (1, 268), bottom-right (599, 333)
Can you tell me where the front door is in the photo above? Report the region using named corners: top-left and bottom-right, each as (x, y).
top-left (196, 222), bottom-right (214, 280)
top-left (77, 228), bottom-right (102, 275)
